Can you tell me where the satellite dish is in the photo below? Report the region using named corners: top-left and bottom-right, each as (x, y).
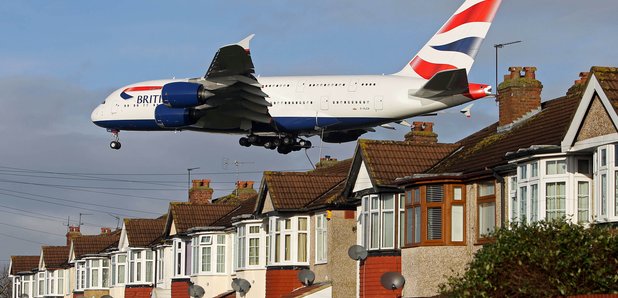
top-left (188, 284), bottom-right (205, 298)
top-left (231, 278), bottom-right (251, 294)
top-left (347, 245), bottom-right (368, 261)
top-left (297, 269), bottom-right (315, 286)
top-left (19, 294), bottom-right (29, 298)
top-left (101, 295), bottom-right (113, 298)
top-left (380, 272), bottom-right (405, 290)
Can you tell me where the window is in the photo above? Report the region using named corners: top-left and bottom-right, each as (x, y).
top-left (76, 261), bottom-right (86, 291)
top-left (406, 184), bottom-right (466, 246)
top-left (22, 275), bottom-right (33, 298)
top-left (531, 162), bottom-right (539, 178)
top-left (578, 181), bottom-right (590, 223)
top-left (361, 194), bottom-right (403, 250)
top-left (37, 272), bottom-right (44, 297)
top-left (519, 186), bottom-right (528, 222)
top-left (315, 213), bottom-right (327, 264)
top-left (193, 233), bottom-right (227, 274)
top-left (601, 174), bottom-right (607, 216)
top-left (530, 184), bottom-right (539, 222)
top-left (601, 148), bottom-right (607, 167)
top-left (173, 239), bottom-right (186, 277)
top-left (577, 159), bottom-right (590, 175)
top-left (615, 171), bottom-right (618, 217)
top-left (269, 216), bottom-right (310, 265)
top-left (519, 165), bottom-right (528, 180)
top-left (157, 248), bottom-right (165, 282)
top-left (546, 182), bottom-right (566, 220)
top-left (546, 160), bottom-right (566, 175)
top-left (128, 250), bottom-right (154, 284)
top-left (478, 181), bottom-right (496, 239)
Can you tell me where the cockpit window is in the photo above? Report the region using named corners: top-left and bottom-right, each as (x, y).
top-left (101, 101), bottom-right (106, 104)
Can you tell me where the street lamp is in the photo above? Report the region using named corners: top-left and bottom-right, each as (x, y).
top-left (494, 41), bottom-right (522, 97)
top-left (187, 167), bottom-right (200, 193)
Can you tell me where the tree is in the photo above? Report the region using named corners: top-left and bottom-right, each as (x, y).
top-left (439, 219), bottom-right (618, 297)
top-left (0, 264), bottom-right (11, 298)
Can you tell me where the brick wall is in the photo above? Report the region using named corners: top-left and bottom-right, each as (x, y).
top-left (265, 268), bottom-right (304, 298)
top-left (359, 255), bottom-right (402, 298)
top-left (171, 279), bottom-right (191, 298)
top-left (125, 285), bottom-right (153, 298)
top-left (497, 66), bottom-right (543, 127)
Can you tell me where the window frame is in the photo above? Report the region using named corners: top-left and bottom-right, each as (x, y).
top-left (314, 213), bottom-right (328, 264)
top-left (404, 183), bottom-right (467, 248)
top-left (191, 232), bottom-right (228, 275)
top-left (268, 216), bottom-right (310, 266)
top-left (477, 181), bottom-right (496, 242)
top-left (127, 249), bottom-right (154, 285)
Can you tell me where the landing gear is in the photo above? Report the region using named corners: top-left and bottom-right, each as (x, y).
top-left (109, 129), bottom-right (121, 150)
top-left (239, 135), bottom-right (312, 154)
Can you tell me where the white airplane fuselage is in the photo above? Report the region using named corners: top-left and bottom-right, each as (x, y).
top-left (92, 74), bottom-right (473, 135)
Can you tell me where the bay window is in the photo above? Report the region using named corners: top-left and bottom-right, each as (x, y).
top-left (21, 275), bottom-right (33, 298)
top-left (173, 239), bottom-right (187, 277)
top-left (478, 181), bottom-right (496, 239)
top-left (405, 184), bottom-right (466, 246)
top-left (84, 258), bottom-right (110, 289)
top-left (37, 272), bottom-right (44, 297)
top-left (128, 250), bottom-right (154, 284)
top-left (111, 254), bottom-right (126, 286)
top-left (578, 181), bottom-right (590, 223)
top-left (192, 233), bottom-right (227, 274)
top-left (546, 182), bottom-right (566, 220)
top-left (156, 248), bottom-right (165, 283)
top-left (75, 261), bottom-right (86, 291)
top-left (268, 216), bottom-right (310, 265)
top-left (361, 193), bottom-right (403, 250)
top-left (315, 213), bottom-right (327, 264)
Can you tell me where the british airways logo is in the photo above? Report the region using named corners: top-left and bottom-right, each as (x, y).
top-left (120, 86), bottom-right (163, 103)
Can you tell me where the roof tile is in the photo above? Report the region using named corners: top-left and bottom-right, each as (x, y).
top-left (10, 256), bottom-right (39, 275)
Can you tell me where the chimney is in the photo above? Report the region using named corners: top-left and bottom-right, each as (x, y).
top-left (66, 225), bottom-right (81, 246)
top-left (566, 71), bottom-right (590, 98)
top-left (234, 180), bottom-right (257, 201)
top-left (100, 227), bottom-right (112, 235)
top-left (189, 179), bottom-right (213, 204)
top-left (497, 66), bottom-right (543, 129)
top-left (404, 122), bottom-right (438, 144)
top-left (315, 155), bottom-right (339, 169)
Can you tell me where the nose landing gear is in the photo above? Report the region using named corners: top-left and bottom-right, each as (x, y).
top-left (239, 135), bottom-right (311, 154)
top-left (109, 129), bottom-right (121, 150)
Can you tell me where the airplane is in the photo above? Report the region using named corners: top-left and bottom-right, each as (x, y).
top-left (91, 0), bottom-right (501, 154)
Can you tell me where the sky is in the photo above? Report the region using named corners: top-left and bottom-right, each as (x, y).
top-left (0, 0), bottom-right (617, 262)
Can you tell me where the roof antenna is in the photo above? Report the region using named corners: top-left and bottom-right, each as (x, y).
top-left (108, 213), bottom-right (121, 230)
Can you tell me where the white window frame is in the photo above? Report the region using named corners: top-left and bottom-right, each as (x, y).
top-left (315, 213), bottom-right (327, 264)
top-left (84, 258), bottom-right (110, 290)
top-left (191, 233), bottom-right (228, 275)
top-left (268, 216), bottom-right (310, 266)
top-left (360, 193), bottom-right (402, 251)
top-left (36, 271), bottom-right (44, 297)
top-left (75, 261), bottom-right (86, 291)
top-left (172, 239), bottom-right (187, 278)
top-left (128, 249), bottom-right (154, 285)
top-left (111, 253), bottom-right (126, 286)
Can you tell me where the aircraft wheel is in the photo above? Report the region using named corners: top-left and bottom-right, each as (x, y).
top-left (299, 140), bottom-right (312, 148)
top-left (277, 146), bottom-right (292, 154)
top-left (239, 137), bottom-right (251, 147)
top-left (110, 141), bottom-right (121, 150)
top-left (248, 135), bottom-right (259, 144)
top-left (282, 137), bottom-right (294, 145)
top-left (264, 141), bottom-right (276, 150)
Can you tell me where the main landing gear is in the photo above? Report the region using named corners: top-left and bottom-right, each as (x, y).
top-left (109, 129), bottom-right (121, 150)
top-left (239, 135), bottom-right (312, 154)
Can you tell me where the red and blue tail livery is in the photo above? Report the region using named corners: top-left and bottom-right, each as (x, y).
top-left (92, 0), bottom-right (501, 153)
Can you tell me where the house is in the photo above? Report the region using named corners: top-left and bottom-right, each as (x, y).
top-left (341, 127), bottom-right (459, 297)
top-left (37, 245), bottom-right (71, 298)
top-left (69, 228), bottom-right (120, 298)
top-left (9, 256), bottom-right (39, 298)
top-left (395, 66), bottom-right (618, 297)
top-left (254, 157), bottom-right (356, 298)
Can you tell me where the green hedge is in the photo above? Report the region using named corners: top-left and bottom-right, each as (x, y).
top-left (439, 219), bottom-right (618, 297)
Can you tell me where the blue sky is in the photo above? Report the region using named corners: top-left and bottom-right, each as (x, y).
top-left (0, 0), bottom-right (617, 260)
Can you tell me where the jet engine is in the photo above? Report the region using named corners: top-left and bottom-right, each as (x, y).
top-left (161, 82), bottom-right (214, 108)
top-left (321, 129), bottom-right (368, 143)
top-left (154, 105), bottom-right (198, 128)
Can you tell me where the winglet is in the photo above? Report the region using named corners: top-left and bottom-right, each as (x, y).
top-left (236, 34), bottom-right (255, 51)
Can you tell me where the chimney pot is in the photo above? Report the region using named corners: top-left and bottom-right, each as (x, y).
top-left (246, 181), bottom-right (254, 189)
top-left (523, 67), bottom-right (537, 79)
top-left (509, 66), bottom-right (523, 80)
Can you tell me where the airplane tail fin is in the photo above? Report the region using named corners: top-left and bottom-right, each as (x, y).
top-left (395, 0), bottom-right (502, 79)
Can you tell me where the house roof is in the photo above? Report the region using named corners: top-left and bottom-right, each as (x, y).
top-left (356, 139), bottom-right (460, 185)
top-left (213, 197), bottom-right (258, 227)
top-left (592, 67), bottom-right (618, 114)
top-left (10, 256), bottom-right (39, 275)
top-left (167, 203), bottom-right (238, 234)
top-left (262, 171), bottom-right (347, 211)
top-left (124, 217), bottom-right (166, 247)
top-left (280, 282), bottom-right (332, 298)
top-left (41, 246), bottom-right (70, 269)
top-left (72, 231), bottom-right (120, 259)
top-left (430, 95), bottom-right (581, 176)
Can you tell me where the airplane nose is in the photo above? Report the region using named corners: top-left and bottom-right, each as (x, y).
top-left (91, 105), bottom-right (103, 124)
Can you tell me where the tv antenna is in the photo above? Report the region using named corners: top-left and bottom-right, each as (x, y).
top-left (79, 213), bottom-right (91, 228)
top-left (108, 213), bottom-right (121, 230)
top-left (223, 158), bottom-right (254, 181)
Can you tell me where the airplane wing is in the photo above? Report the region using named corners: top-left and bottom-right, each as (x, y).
top-left (193, 35), bottom-right (272, 127)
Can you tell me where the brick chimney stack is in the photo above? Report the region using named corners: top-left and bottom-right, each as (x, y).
top-left (404, 122), bottom-right (438, 144)
top-left (497, 66), bottom-right (543, 129)
top-left (315, 155), bottom-right (339, 169)
top-left (234, 180), bottom-right (257, 201)
top-left (66, 225), bottom-right (81, 245)
top-left (189, 179), bottom-right (213, 204)
top-left (100, 227), bottom-right (112, 235)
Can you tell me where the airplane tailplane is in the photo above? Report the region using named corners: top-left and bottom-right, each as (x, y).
top-left (395, 0), bottom-right (502, 79)
top-left (412, 69), bottom-right (468, 98)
